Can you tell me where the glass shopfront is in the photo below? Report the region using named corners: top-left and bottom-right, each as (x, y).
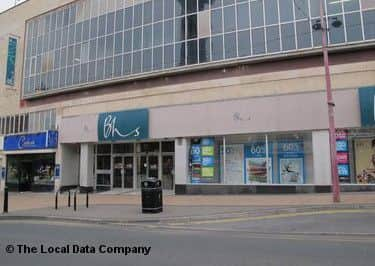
top-left (95, 141), bottom-right (174, 191)
top-left (189, 132), bottom-right (314, 185)
top-left (6, 153), bottom-right (55, 191)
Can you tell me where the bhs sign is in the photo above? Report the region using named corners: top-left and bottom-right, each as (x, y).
top-left (98, 109), bottom-right (149, 141)
top-left (359, 87), bottom-right (375, 127)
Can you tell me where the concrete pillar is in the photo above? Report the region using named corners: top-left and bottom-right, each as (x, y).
top-left (174, 138), bottom-right (189, 185)
top-left (312, 130), bottom-right (332, 185)
top-left (79, 143), bottom-right (95, 192)
top-left (56, 143), bottom-right (80, 192)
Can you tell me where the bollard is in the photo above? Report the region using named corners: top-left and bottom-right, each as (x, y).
top-left (86, 191), bottom-right (89, 208)
top-left (55, 192), bottom-right (58, 210)
top-left (68, 190), bottom-right (71, 207)
top-left (3, 186), bottom-right (8, 213)
top-left (73, 191), bottom-right (77, 211)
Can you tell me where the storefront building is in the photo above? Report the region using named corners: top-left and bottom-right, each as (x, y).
top-left (0, 0), bottom-right (374, 193)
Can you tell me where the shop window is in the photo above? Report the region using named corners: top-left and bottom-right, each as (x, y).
top-left (113, 143), bottom-right (134, 154)
top-left (97, 144), bottom-right (111, 154)
top-left (139, 142), bottom-right (160, 153)
top-left (162, 141), bottom-right (175, 153)
top-left (96, 155), bottom-right (111, 170)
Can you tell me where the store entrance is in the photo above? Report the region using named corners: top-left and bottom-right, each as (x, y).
top-left (137, 154), bottom-right (159, 188)
top-left (113, 156), bottom-right (134, 189)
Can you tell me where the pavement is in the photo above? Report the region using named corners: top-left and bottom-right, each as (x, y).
top-left (1, 191), bottom-right (375, 228)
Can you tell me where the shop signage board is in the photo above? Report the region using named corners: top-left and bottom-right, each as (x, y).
top-left (278, 141), bottom-right (304, 184)
top-left (244, 142), bottom-right (273, 184)
top-left (220, 144), bottom-right (244, 184)
top-left (359, 87), bottom-right (375, 127)
top-left (5, 37), bottom-right (17, 86)
top-left (4, 131), bottom-right (58, 151)
top-left (98, 109), bottom-right (149, 141)
top-left (336, 130), bottom-right (350, 182)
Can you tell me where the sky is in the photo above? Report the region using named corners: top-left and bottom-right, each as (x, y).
top-left (0, 0), bottom-right (26, 13)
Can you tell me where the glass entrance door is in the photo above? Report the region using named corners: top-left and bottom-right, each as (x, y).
top-left (137, 155), bottom-right (159, 188)
top-left (113, 156), bottom-right (134, 189)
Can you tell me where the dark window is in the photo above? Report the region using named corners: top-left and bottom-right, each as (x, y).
top-left (175, 17), bottom-right (186, 41)
top-left (280, 0), bottom-right (294, 22)
top-left (132, 51), bottom-right (142, 73)
top-left (133, 27), bottom-right (142, 51)
top-left (211, 9), bottom-right (223, 34)
top-left (187, 0), bottom-right (197, 14)
top-left (224, 32), bottom-right (237, 59)
top-left (250, 0), bottom-right (264, 27)
top-left (98, 15), bottom-right (106, 37)
top-left (154, 22), bottom-right (163, 46)
top-left (265, 0), bottom-right (278, 25)
top-left (162, 142), bottom-right (175, 152)
top-left (237, 3), bottom-right (250, 30)
top-left (134, 4), bottom-right (143, 27)
top-left (153, 46), bottom-right (163, 70)
top-left (96, 59), bottom-right (104, 80)
top-left (164, 44), bottom-right (174, 68)
top-left (143, 25), bottom-right (152, 48)
top-left (89, 39), bottom-right (97, 61)
top-left (115, 32), bottom-right (123, 54)
top-left (345, 12), bottom-right (362, 42)
top-left (144, 1), bottom-right (153, 24)
top-left (187, 15), bottom-right (197, 39)
top-left (175, 42), bottom-right (186, 66)
top-left (113, 143), bottom-right (134, 154)
top-left (328, 15), bottom-right (345, 44)
top-left (211, 0), bottom-right (222, 9)
top-left (281, 23), bottom-right (296, 51)
top-left (75, 22), bottom-right (82, 43)
top-left (154, 0), bottom-right (163, 22)
top-left (115, 9), bottom-right (124, 32)
top-left (199, 38), bottom-right (210, 63)
top-left (97, 37), bottom-right (105, 59)
top-left (187, 39), bottom-right (198, 64)
top-left (114, 55), bottom-right (122, 77)
top-left (106, 12), bottom-right (115, 35)
top-left (224, 6), bottom-right (236, 32)
top-left (252, 28), bottom-right (265, 54)
top-left (294, 0), bottom-right (309, 20)
top-left (82, 20), bottom-right (90, 41)
top-left (238, 30), bottom-right (251, 57)
top-left (124, 7), bottom-right (133, 29)
top-left (266, 26), bottom-right (280, 53)
top-left (199, 0), bottom-right (210, 11)
top-left (175, 0), bottom-right (186, 16)
top-left (296, 20), bottom-right (312, 48)
top-left (105, 35), bottom-right (114, 57)
top-left (142, 49), bottom-right (152, 72)
top-left (164, 20), bottom-right (174, 44)
top-left (363, 10), bottom-right (375, 40)
top-left (104, 57), bottom-right (113, 79)
top-left (90, 17), bottom-right (98, 39)
top-left (122, 53), bottom-right (132, 75)
top-left (124, 30), bottom-right (132, 52)
top-left (165, 0), bottom-right (175, 19)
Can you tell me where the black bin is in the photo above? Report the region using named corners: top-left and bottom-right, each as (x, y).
top-left (141, 178), bottom-right (163, 213)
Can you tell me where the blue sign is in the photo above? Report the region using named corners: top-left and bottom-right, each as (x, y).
top-left (359, 87), bottom-right (375, 127)
top-left (54, 164), bottom-right (60, 179)
top-left (5, 37), bottom-right (17, 86)
top-left (336, 140), bottom-right (348, 152)
top-left (98, 109), bottom-right (149, 141)
top-left (191, 144), bottom-right (201, 164)
top-left (202, 156), bottom-right (215, 167)
top-left (4, 131), bottom-right (58, 151)
top-left (338, 164), bottom-right (350, 177)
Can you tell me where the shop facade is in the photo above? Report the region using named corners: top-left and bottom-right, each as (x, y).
top-left (3, 131), bottom-right (58, 192)
top-left (55, 86), bottom-right (375, 194)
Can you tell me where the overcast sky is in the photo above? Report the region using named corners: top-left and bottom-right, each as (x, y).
top-left (0, 0), bottom-right (26, 13)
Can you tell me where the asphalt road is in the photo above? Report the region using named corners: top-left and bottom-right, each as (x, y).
top-left (1, 217), bottom-right (375, 266)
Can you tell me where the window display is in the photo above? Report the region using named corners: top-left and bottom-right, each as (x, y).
top-left (354, 138), bottom-right (375, 184)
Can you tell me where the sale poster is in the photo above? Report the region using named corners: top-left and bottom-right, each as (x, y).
top-left (354, 138), bottom-right (375, 184)
top-left (278, 141), bottom-right (304, 184)
top-left (244, 142), bottom-right (273, 184)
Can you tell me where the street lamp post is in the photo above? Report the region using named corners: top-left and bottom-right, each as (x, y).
top-left (317, 0), bottom-right (341, 202)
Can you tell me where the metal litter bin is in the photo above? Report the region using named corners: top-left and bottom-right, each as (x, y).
top-left (141, 178), bottom-right (163, 213)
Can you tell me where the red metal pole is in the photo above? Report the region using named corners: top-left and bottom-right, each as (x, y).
top-left (320, 0), bottom-right (340, 202)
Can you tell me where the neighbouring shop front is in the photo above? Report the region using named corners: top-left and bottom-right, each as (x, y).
top-left (3, 131), bottom-right (58, 192)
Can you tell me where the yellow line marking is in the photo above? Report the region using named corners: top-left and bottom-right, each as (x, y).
top-left (169, 209), bottom-right (375, 226)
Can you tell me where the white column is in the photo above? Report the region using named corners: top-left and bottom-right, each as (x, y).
top-left (56, 143), bottom-right (80, 191)
top-left (79, 143), bottom-right (95, 189)
top-left (312, 130), bottom-right (332, 185)
top-left (174, 138), bottom-right (189, 185)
